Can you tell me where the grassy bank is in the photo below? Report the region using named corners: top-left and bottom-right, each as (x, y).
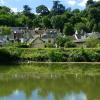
top-left (0, 48), bottom-right (100, 63)
top-left (0, 63), bottom-right (100, 79)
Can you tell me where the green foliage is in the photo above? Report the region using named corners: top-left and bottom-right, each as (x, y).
top-left (0, 6), bottom-right (11, 14)
top-left (51, 1), bottom-right (65, 15)
top-left (75, 22), bottom-right (89, 33)
top-left (33, 16), bottom-right (41, 28)
top-left (0, 48), bottom-right (100, 62)
top-left (86, 0), bottom-right (94, 7)
top-left (45, 43), bottom-right (54, 48)
top-left (63, 23), bottom-right (74, 35)
top-left (49, 51), bottom-right (63, 62)
top-left (0, 14), bottom-right (15, 26)
top-left (17, 43), bottom-right (29, 48)
top-left (36, 5), bottom-right (49, 15)
top-left (23, 5), bottom-right (34, 19)
top-left (64, 41), bottom-right (76, 48)
top-left (56, 35), bottom-right (67, 47)
top-left (56, 35), bottom-right (76, 48)
top-left (42, 16), bottom-right (51, 29)
top-left (0, 49), bottom-right (19, 63)
top-left (68, 48), bottom-right (100, 62)
top-left (0, 0), bottom-right (100, 33)
top-left (51, 15), bottom-right (64, 31)
top-left (97, 23), bottom-right (100, 32)
top-left (0, 26), bottom-right (11, 35)
top-left (85, 34), bottom-right (99, 48)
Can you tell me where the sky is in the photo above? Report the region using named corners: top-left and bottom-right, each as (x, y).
top-left (0, 0), bottom-right (99, 13)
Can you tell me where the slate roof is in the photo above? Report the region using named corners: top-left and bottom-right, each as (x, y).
top-left (74, 31), bottom-right (100, 43)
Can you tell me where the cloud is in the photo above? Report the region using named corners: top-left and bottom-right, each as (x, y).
top-left (78, 0), bottom-right (100, 7)
top-left (0, 0), bottom-right (5, 5)
top-left (67, 0), bottom-right (76, 6)
top-left (64, 0), bottom-right (100, 8)
top-left (11, 8), bottom-right (18, 12)
top-left (78, 0), bottom-right (87, 7)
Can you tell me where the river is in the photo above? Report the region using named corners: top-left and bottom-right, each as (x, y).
top-left (0, 75), bottom-right (100, 100)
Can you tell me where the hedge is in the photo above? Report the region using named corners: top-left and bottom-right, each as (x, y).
top-left (0, 48), bottom-right (100, 62)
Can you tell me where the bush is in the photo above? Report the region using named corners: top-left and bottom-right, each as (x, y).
top-left (0, 49), bottom-right (19, 63)
top-left (68, 49), bottom-right (86, 62)
top-left (45, 43), bottom-right (54, 48)
top-left (17, 44), bottom-right (29, 48)
top-left (49, 51), bottom-right (63, 62)
top-left (68, 48), bottom-right (100, 62)
top-left (0, 48), bottom-right (100, 62)
top-left (64, 42), bottom-right (76, 48)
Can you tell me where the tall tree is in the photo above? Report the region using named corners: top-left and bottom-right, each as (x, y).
top-left (51, 1), bottom-right (65, 15)
top-left (51, 15), bottom-right (65, 32)
top-left (75, 22), bottom-right (89, 33)
top-left (86, 0), bottom-right (94, 7)
top-left (63, 23), bottom-right (74, 36)
top-left (0, 6), bottom-right (11, 14)
top-left (23, 5), bottom-right (34, 19)
top-left (42, 16), bottom-right (51, 29)
top-left (36, 5), bottom-right (49, 15)
top-left (0, 26), bottom-right (11, 35)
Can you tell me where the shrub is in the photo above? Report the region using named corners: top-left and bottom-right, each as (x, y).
top-left (49, 51), bottom-right (63, 62)
top-left (0, 49), bottom-right (19, 63)
top-left (68, 49), bottom-right (86, 62)
top-left (45, 43), bottom-right (54, 48)
top-left (64, 42), bottom-right (76, 48)
top-left (17, 44), bottom-right (29, 48)
top-left (0, 48), bottom-right (100, 62)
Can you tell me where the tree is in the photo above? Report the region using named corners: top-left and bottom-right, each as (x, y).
top-left (64, 37), bottom-right (76, 48)
top-left (97, 23), bottom-right (100, 32)
top-left (86, 0), bottom-right (94, 7)
top-left (92, 24), bottom-right (98, 32)
top-left (58, 4), bottom-right (65, 14)
top-left (63, 23), bottom-right (74, 35)
top-left (23, 5), bottom-right (34, 19)
top-left (42, 16), bottom-right (51, 29)
top-left (70, 15), bottom-right (82, 25)
top-left (36, 5), bottom-right (49, 15)
top-left (0, 14), bottom-right (15, 26)
top-left (0, 26), bottom-right (11, 35)
top-left (51, 15), bottom-right (64, 32)
top-left (51, 1), bottom-right (65, 15)
top-left (15, 15), bottom-right (32, 27)
top-left (88, 7), bottom-right (100, 23)
top-left (72, 9), bottom-right (80, 14)
top-left (23, 5), bottom-right (31, 15)
top-left (56, 35), bottom-right (75, 48)
top-left (33, 16), bottom-right (42, 28)
top-left (75, 22), bottom-right (89, 33)
top-left (85, 34), bottom-right (99, 48)
top-left (56, 35), bottom-right (67, 47)
top-left (0, 6), bottom-right (11, 14)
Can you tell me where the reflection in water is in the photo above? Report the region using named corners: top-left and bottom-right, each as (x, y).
top-left (64, 92), bottom-right (87, 100)
top-left (0, 76), bottom-right (100, 100)
top-left (0, 90), bottom-right (87, 100)
top-left (0, 91), bottom-right (25, 100)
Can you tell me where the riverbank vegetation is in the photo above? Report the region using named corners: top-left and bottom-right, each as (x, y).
top-left (0, 48), bottom-right (100, 63)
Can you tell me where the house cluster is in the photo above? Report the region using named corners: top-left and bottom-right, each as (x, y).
top-left (0, 27), bottom-right (58, 48)
top-left (0, 27), bottom-right (99, 48)
top-left (73, 30), bottom-right (100, 45)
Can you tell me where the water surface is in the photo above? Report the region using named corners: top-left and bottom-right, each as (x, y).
top-left (0, 75), bottom-right (100, 100)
